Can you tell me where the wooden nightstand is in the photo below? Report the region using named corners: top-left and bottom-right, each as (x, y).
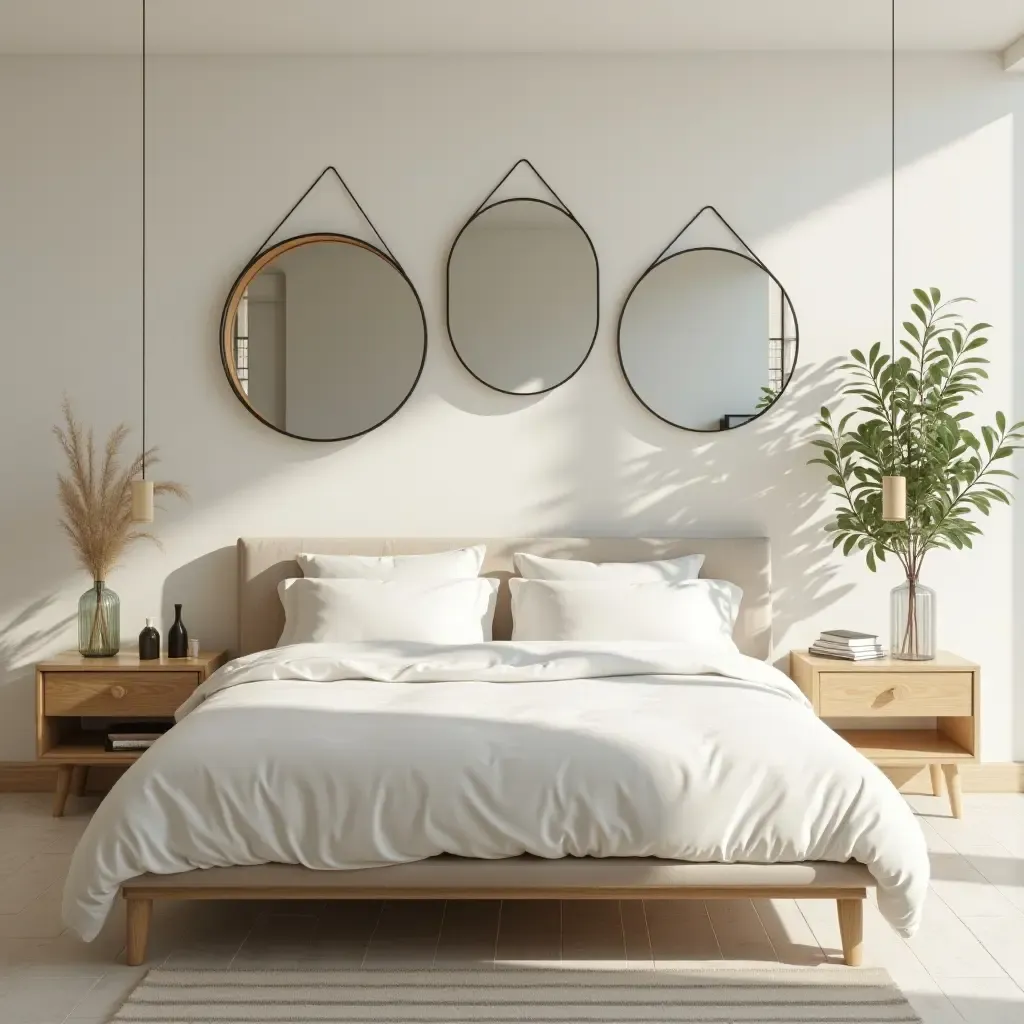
top-left (789, 650), bottom-right (979, 819)
top-left (36, 650), bottom-right (227, 816)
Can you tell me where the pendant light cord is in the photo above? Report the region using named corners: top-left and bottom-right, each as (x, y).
top-left (891, 0), bottom-right (895, 358)
top-left (141, 0), bottom-right (147, 479)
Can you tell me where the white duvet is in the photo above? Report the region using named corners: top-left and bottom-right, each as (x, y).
top-left (63, 641), bottom-right (929, 940)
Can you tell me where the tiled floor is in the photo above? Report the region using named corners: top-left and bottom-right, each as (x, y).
top-left (1, 791), bottom-right (1024, 1023)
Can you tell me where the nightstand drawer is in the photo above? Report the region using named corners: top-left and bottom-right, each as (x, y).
top-left (43, 672), bottom-right (198, 717)
top-left (818, 672), bottom-right (973, 717)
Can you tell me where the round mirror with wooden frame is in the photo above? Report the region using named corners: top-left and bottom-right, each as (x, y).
top-left (220, 232), bottom-right (427, 442)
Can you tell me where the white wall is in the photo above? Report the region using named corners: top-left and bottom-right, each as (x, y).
top-left (0, 53), bottom-right (1021, 761)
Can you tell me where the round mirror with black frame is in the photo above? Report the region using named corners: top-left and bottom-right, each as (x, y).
top-left (617, 244), bottom-right (798, 433)
top-left (220, 232), bottom-right (427, 442)
top-left (447, 162), bottom-right (599, 396)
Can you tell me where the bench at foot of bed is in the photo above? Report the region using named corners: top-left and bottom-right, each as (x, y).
top-left (120, 856), bottom-right (870, 967)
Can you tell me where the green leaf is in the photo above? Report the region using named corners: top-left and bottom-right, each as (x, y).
top-left (912, 303), bottom-right (928, 325)
top-left (929, 287), bottom-right (940, 306)
top-left (866, 548), bottom-right (877, 572)
top-left (913, 288), bottom-right (932, 310)
top-left (850, 349), bottom-right (865, 365)
top-left (982, 425), bottom-right (996, 454)
top-left (903, 321), bottom-right (920, 342)
top-left (996, 411), bottom-right (1006, 432)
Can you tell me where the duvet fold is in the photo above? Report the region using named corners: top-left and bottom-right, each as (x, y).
top-left (63, 641), bottom-right (928, 941)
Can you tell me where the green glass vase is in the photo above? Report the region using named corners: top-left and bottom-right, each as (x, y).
top-left (78, 580), bottom-right (120, 657)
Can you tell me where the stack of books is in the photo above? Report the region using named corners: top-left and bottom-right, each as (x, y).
top-left (810, 629), bottom-right (885, 661)
top-left (104, 721), bottom-right (171, 752)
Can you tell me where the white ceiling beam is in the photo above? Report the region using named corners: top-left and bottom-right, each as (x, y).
top-left (1003, 33), bottom-right (1024, 72)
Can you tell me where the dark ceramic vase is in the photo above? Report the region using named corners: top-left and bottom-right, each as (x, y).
top-left (167, 604), bottom-right (188, 659)
top-left (138, 617), bottom-right (160, 660)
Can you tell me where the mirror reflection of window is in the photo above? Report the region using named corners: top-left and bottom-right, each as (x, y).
top-left (240, 271), bottom-right (286, 427)
top-left (767, 281), bottom-right (797, 397)
top-left (233, 291), bottom-right (249, 395)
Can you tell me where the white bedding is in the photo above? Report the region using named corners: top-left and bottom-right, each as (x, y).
top-left (62, 641), bottom-right (928, 941)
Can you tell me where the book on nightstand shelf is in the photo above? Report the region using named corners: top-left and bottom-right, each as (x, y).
top-left (104, 721), bottom-right (171, 752)
top-left (810, 629), bottom-right (884, 661)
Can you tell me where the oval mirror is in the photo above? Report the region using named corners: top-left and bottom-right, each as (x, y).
top-left (618, 247), bottom-right (798, 431)
top-left (220, 233), bottom-right (426, 441)
top-left (447, 199), bottom-right (599, 395)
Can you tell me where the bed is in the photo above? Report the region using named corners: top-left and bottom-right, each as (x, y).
top-left (62, 537), bottom-right (929, 966)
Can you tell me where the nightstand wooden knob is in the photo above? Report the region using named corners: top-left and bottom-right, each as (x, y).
top-left (110, 684), bottom-right (127, 699)
top-left (875, 687), bottom-right (896, 707)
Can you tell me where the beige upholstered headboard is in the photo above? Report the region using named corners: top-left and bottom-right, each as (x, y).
top-left (237, 537), bottom-right (772, 659)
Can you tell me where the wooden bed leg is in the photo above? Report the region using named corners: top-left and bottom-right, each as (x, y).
top-left (126, 897), bottom-right (153, 966)
top-left (929, 763), bottom-right (945, 797)
top-left (837, 898), bottom-right (864, 966)
top-left (71, 765), bottom-right (88, 797)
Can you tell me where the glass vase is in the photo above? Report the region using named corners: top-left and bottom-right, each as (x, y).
top-left (890, 576), bottom-right (935, 661)
top-left (78, 580), bottom-right (120, 657)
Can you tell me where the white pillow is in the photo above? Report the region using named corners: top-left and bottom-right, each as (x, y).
top-left (278, 577), bottom-right (500, 645)
top-left (513, 551), bottom-right (704, 582)
top-left (509, 579), bottom-right (741, 644)
top-left (298, 545), bottom-right (485, 580)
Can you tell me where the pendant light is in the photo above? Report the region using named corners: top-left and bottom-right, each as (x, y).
top-left (881, 0), bottom-right (906, 523)
top-left (131, 0), bottom-right (154, 523)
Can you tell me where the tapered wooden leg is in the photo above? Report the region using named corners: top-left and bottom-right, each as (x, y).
top-left (71, 765), bottom-right (88, 797)
top-left (52, 765), bottom-right (73, 817)
top-left (837, 898), bottom-right (864, 966)
top-left (929, 763), bottom-right (945, 797)
top-left (126, 897), bottom-right (153, 966)
top-left (942, 763), bottom-right (963, 819)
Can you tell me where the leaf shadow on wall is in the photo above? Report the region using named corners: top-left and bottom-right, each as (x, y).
top-left (0, 595), bottom-right (75, 745)
top-left (0, 595), bottom-right (75, 673)
top-left (597, 358), bottom-right (853, 668)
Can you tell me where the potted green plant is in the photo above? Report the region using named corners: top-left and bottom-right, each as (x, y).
top-left (810, 288), bottom-right (1023, 660)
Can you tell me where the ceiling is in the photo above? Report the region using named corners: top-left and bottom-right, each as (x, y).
top-left (1, 0), bottom-right (1022, 55)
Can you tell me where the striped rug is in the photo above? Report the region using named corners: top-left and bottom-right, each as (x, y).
top-left (111, 967), bottom-right (922, 1023)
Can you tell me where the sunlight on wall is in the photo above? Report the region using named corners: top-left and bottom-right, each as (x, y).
top-left (0, 53), bottom-right (1021, 762)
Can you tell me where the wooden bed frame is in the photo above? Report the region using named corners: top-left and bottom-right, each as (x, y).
top-left (122, 858), bottom-right (868, 966)
top-left (116, 537), bottom-right (872, 966)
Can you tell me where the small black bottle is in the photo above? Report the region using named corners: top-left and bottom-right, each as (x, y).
top-left (138, 617), bottom-right (160, 660)
top-left (167, 604), bottom-right (188, 658)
